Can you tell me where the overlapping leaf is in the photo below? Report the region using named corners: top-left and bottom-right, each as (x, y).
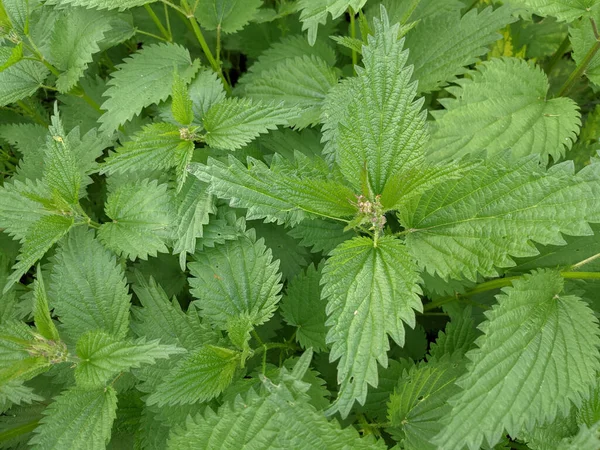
top-left (298, 0), bottom-right (368, 45)
top-left (194, 0), bottom-right (262, 33)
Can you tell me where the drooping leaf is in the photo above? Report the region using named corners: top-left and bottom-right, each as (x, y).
top-left (29, 386), bottom-right (117, 450)
top-left (97, 179), bottom-right (173, 260)
top-left (50, 227), bottom-right (131, 341)
top-left (194, 0), bottom-right (262, 33)
top-left (146, 344), bottom-right (240, 406)
top-left (298, 0), bottom-right (368, 45)
top-left (404, 5), bottom-right (514, 94)
top-left (280, 263), bottom-right (328, 352)
top-left (322, 236), bottom-right (423, 417)
top-left (188, 230), bottom-right (283, 330)
top-left (434, 270), bottom-right (600, 449)
top-left (429, 57), bottom-right (580, 163)
top-left (99, 43), bottom-right (200, 133)
top-left (400, 155), bottom-right (600, 281)
top-left (333, 8), bottom-right (428, 194)
top-left (75, 330), bottom-right (183, 388)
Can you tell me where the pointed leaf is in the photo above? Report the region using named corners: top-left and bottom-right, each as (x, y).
top-left (507, 0), bottom-right (600, 21)
top-left (322, 236), bottom-right (423, 417)
top-left (0, 60), bottom-right (48, 106)
top-left (171, 71), bottom-right (194, 126)
top-left (45, 0), bottom-right (157, 10)
top-left (298, 0), bottom-right (368, 45)
top-left (194, 0), bottom-right (262, 33)
top-left (32, 266), bottom-right (59, 342)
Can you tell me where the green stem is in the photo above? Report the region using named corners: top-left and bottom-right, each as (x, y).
top-left (22, 39), bottom-right (60, 77)
top-left (545, 34), bottom-right (570, 76)
top-left (251, 329), bottom-right (264, 346)
top-left (349, 7), bottom-right (358, 69)
top-left (135, 28), bottom-right (169, 42)
top-left (72, 87), bottom-right (103, 114)
top-left (144, 4), bottom-right (172, 41)
top-left (160, 0), bottom-right (187, 15)
top-left (216, 24), bottom-right (222, 69)
top-left (423, 271), bottom-right (600, 311)
top-left (164, 4), bottom-right (172, 40)
top-left (557, 17), bottom-right (600, 97)
top-left (571, 252), bottom-right (600, 270)
top-left (0, 419), bottom-right (40, 443)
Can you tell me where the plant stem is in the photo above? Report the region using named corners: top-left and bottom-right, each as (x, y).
top-left (0, 419), bottom-right (40, 443)
top-left (16, 100), bottom-right (48, 126)
top-left (251, 329), bottom-right (264, 346)
top-left (545, 34), bottom-right (570, 76)
top-left (557, 17), bottom-right (600, 97)
top-left (349, 7), bottom-right (358, 69)
top-left (571, 252), bottom-right (600, 270)
top-left (423, 271), bottom-right (600, 311)
top-left (136, 28), bottom-right (169, 42)
top-left (160, 0), bottom-right (187, 15)
top-left (144, 4), bottom-right (172, 41)
top-left (216, 24), bottom-right (222, 69)
top-left (164, 4), bottom-right (172, 40)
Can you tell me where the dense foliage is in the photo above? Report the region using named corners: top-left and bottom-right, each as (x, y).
top-left (2, 0), bottom-right (600, 449)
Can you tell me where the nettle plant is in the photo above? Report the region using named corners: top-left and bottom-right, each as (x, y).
top-left (3, 0), bottom-right (600, 449)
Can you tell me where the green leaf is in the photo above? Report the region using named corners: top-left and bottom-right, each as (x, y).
top-left (570, 10), bottom-right (600, 87)
top-left (166, 358), bottom-right (384, 449)
top-left (0, 44), bottom-right (23, 72)
top-left (401, 155), bottom-right (600, 281)
top-left (44, 0), bottom-right (157, 11)
top-left (0, 180), bottom-right (48, 245)
top-left (298, 0), bottom-right (368, 45)
top-left (130, 272), bottom-right (214, 350)
top-left (427, 307), bottom-right (476, 360)
top-left (99, 43), bottom-right (200, 133)
top-left (428, 57), bottom-right (580, 163)
top-left (202, 98), bottom-right (298, 150)
top-left (434, 270), bottom-right (600, 449)
top-left (6, 215), bottom-right (73, 293)
top-left (101, 122), bottom-right (193, 175)
top-left (75, 330), bottom-right (183, 388)
top-left (561, 421), bottom-right (600, 450)
top-left (0, 60), bottom-right (48, 106)
top-left (97, 179), bottom-right (173, 260)
top-left (29, 386), bottom-right (117, 450)
top-left (32, 266), bottom-right (59, 342)
top-left (507, 0), bottom-right (600, 21)
top-left (404, 5), bottom-right (514, 94)
top-left (188, 231), bottom-right (283, 330)
top-left (171, 71), bottom-right (194, 126)
top-left (146, 344), bottom-right (240, 406)
top-left (188, 69), bottom-right (226, 120)
top-left (0, 381), bottom-right (43, 414)
top-left (190, 155), bottom-right (356, 226)
top-left (48, 8), bottom-right (116, 93)
top-left (194, 0), bottom-right (262, 34)
top-left (280, 263), bottom-right (328, 352)
top-left (387, 359), bottom-right (465, 450)
top-left (322, 236), bottom-right (423, 418)
top-left (172, 177), bottom-right (215, 270)
top-left (242, 55), bottom-right (339, 129)
top-left (287, 218), bottom-right (355, 255)
top-left (333, 8), bottom-right (428, 194)
top-left (50, 227), bottom-right (130, 341)
top-left (43, 106), bottom-right (81, 205)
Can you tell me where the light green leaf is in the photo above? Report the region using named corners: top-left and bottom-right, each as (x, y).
top-left (404, 5), bottom-right (514, 93)
top-left (188, 231), bottom-right (282, 330)
top-left (0, 60), bottom-right (48, 106)
top-left (194, 0), bottom-right (262, 33)
top-left (190, 155), bottom-right (356, 226)
top-left (97, 179), bottom-right (173, 260)
top-left (401, 155), bottom-right (600, 281)
top-left (0, 180), bottom-right (49, 243)
top-left (298, 0), bottom-right (368, 45)
top-left (32, 266), bottom-right (59, 342)
top-left (29, 386), bottom-right (117, 450)
top-left (50, 227), bottom-right (130, 341)
top-left (570, 10), bottom-right (600, 87)
top-left (0, 381), bottom-right (43, 414)
top-left (101, 122), bottom-right (193, 174)
top-left (146, 344), bottom-right (240, 406)
top-left (202, 98), bottom-right (298, 150)
top-left (166, 357), bottom-right (384, 449)
top-left (287, 218), bottom-right (354, 255)
top-left (434, 270), bottom-right (600, 449)
top-left (387, 359), bottom-right (465, 450)
top-left (334, 8), bottom-right (428, 194)
top-left (130, 273), bottom-right (214, 350)
top-left (6, 215), bottom-right (73, 293)
top-left (280, 264), bottom-right (328, 352)
top-left (561, 421), bottom-right (600, 450)
top-left (507, 0), bottom-right (600, 21)
top-left (172, 177), bottom-right (215, 270)
top-left (428, 57), bottom-right (580, 163)
top-left (75, 330), bottom-right (183, 388)
top-left (44, 0), bottom-right (157, 11)
top-left (99, 43), bottom-right (200, 133)
top-left (171, 70), bottom-right (194, 126)
top-left (242, 55), bottom-right (339, 129)
top-left (0, 44), bottom-right (23, 72)
top-left (2, 0), bottom-right (40, 33)
top-left (428, 307), bottom-right (476, 360)
top-left (322, 236), bottom-right (422, 418)
top-left (188, 69), bottom-right (226, 120)
top-left (49, 8), bottom-right (116, 93)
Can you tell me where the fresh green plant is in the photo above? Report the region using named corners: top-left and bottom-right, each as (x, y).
top-left (1, 0), bottom-right (600, 449)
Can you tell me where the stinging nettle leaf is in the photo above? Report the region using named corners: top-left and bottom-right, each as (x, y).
top-left (298, 0), bottom-right (368, 46)
top-left (322, 236), bottom-right (423, 418)
top-left (32, 265), bottom-right (60, 342)
top-left (434, 270), bottom-right (600, 449)
top-left (98, 43), bottom-right (200, 133)
top-left (194, 0), bottom-right (262, 34)
top-left (428, 57), bottom-right (581, 163)
top-left (171, 70), bottom-right (194, 126)
top-left (44, 0), bottom-right (157, 11)
top-left (0, 60), bottom-right (48, 107)
top-left (506, 0), bottom-right (600, 22)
